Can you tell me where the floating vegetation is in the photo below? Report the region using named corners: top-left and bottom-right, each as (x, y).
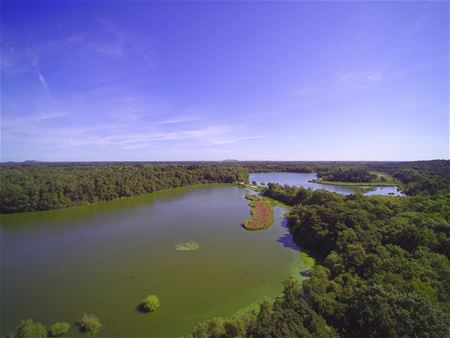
top-left (78, 313), bottom-right (102, 334)
top-left (175, 241), bottom-right (200, 251)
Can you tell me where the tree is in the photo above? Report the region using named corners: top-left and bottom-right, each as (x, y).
top-left (140, 294), bottom-right (160, 312)
top-left (344, 285), bottom-right (450, 338)
top-left (192, 317), bottom-right (226, 338)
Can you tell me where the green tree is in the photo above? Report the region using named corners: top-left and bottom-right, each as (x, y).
top-left (344, 285), bottom-right (450, 338)
top-left (192, 317), bottom-right (226, 338)
top-left (140, 294), bottom-right (160, 312)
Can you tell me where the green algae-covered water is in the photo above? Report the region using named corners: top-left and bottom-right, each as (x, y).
top-left (0, 184), bottom-right (299, 337)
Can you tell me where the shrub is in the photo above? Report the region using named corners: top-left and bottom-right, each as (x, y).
top-left (15, 319), bottom-right (47, 338)
top-left (140, 294), bottom-right (160, 312)
top-left (192, 317), bottom-right (248, 338)
top-left (49, 321), bottom-right (70, 336)
top-left (78, 313), bottom-right (102, 334)
top-left (192, 317), bottom-right (226, 338)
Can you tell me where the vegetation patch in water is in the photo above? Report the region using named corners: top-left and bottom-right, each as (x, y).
top-left (140, 294), bottom-right (160, 312)
top-left (77, 313), bottom-right (102, 334)
top-left (242, 194), bottom-right (274, 230)
top-left (175, 241), bottom-right (200, 251)
top-left (14, 319), bottom-right (47, 338)
top-left (49, 321), bottom-right (71, 337)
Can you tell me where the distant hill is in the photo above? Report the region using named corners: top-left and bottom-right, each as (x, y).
top-left (222, 159), bottom-right (239, 162)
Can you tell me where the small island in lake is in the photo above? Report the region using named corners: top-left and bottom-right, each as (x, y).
top-left (311, 168), bottom-right (398, 187)
top-left (242, 194), bottom-right (274, 230)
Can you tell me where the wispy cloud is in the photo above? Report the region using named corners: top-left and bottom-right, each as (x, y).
top-left (2, 18), bottom-right (157, 82)
top-left (291, 87), bottom-right (314, 97)
top-left (86, 19), bottom-right (127, 57)
top-left (83, 18), bottom-right (157, 67)
top-left (2, 112), bottom-right (65, 127)
top-left (2, 108), bottom-right (261, 152)
top-left (291, 70), bottom-right (385, 98)
top-left (366, 73), bottom-right (384, 82)
top-left (155, 116), bottom-right (201, 125)
top-left (391, 54), bottom-right (449, 78)
top-left (32, 59), bottom-right (49, 91)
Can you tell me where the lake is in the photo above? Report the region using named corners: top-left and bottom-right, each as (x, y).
top-left (0, 184), bottom-right (298, 337)
top-left (249, 172), bottom-right (404, 196)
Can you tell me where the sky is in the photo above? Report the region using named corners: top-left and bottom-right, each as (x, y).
top-left (1, 1), bottom-right (449, 162)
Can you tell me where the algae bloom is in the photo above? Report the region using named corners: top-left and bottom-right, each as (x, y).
top-left (175, 241), bottom-right (200, 251)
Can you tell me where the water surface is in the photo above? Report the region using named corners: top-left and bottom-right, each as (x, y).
top-left (1, 184), bottom-right (296, 337)
top-left (249, 172), bottom-right (403, 196)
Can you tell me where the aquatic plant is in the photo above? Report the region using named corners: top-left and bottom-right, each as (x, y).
top-left (49, 321), bottom-right (70, 336)
top-left (175, 241), bottom-right (200, 251)
top-left (78, 313), bottom-right (102, 334)
top-left (14, 319), bottom-right (47, 338)
top-left (140, 294), bottom-right (160, 312)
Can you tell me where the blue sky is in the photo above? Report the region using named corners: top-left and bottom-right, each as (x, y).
top-left (1, 1), bottom-right (448, 161)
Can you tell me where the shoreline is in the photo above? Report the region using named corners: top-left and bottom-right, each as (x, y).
top-left (310, 179), bottom-right (397, 187)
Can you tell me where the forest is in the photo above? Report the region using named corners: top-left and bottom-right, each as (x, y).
top-left (0, 163), bottom-right (248, 213)
top-left (316, 168), bottom-right (377, 183)
top-left (192, 160), bottom-right (450, 338)
top-left (2, 160), bottom-right (448, 214)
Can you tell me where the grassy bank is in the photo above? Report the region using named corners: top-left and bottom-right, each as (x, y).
top-left (242, 194), bottom-right (274, 230)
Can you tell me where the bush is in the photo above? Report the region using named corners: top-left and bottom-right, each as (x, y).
top-left (192, 317), bottom-right (248, 338)
top-left (192, 317), bottom-right (226, 337)
top-left (140, 294), bottom-right (160, 312)
top-left (49, 322), bottom-right (70, 336)
top-left (15, 319), bottom-right (47, 338)
top-left (78, 313), bottom-right (102, 334)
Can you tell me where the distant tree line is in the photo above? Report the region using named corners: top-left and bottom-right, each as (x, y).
top-left (0, 164), bottom-right (248, 213)
top-left (2, 160), bottom-right (447, 214)
top-left (239, 162), bottom-right (314, 173)
top-left (240, 160), bottom-right (450, 195)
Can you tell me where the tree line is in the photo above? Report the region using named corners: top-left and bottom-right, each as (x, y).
top-left (2, 160), bottom-right (447, 213)
top-left (0, 164), bottom-right (248, 213)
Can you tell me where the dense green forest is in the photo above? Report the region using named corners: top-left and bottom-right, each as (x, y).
top-left (2, 160), bottom-right (448, 213)
top-left (0, 164), bottom-right (248, 213)
top-left (192, 160), bottom-right (450, 338)
top-left (316, 168), bottom-right (377, 183)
